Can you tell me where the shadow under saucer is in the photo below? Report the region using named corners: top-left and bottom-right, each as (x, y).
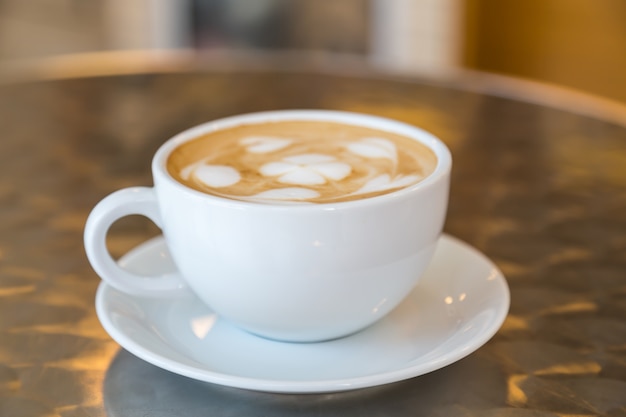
top-left (103, 347), bottom-right (508, 417)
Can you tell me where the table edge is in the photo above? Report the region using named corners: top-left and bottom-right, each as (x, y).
top-left (1, 49), bottom-right (624, 127)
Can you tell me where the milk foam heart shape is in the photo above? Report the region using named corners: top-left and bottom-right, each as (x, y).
top-left (346, 137), bottom-right (398, 163)
top-left (192, 164), bottom-right (241, 188)
top-left (240, 136), bottom-right (292, 153)
top-left (260, 154), bottom-right (352, 185)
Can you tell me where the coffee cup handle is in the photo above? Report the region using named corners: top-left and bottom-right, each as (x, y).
top-left (84, 187), bottom-right (185, 296)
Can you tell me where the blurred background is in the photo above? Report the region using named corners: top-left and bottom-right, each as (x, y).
top-left (0, 0), bottom-right (624, 103)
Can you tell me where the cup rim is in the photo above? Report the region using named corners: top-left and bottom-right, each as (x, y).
top-left (153, 109), bottom-right (452, 210)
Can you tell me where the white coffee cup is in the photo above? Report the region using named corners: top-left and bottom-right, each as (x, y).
top-left (84, 110), bottom-right (451, 342)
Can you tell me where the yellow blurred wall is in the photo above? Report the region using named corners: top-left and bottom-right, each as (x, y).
top-left (463, 0), bottom-right (626, 103)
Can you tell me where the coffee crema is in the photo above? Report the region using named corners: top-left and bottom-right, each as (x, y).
top-left (167, 121), bottom-right (437, 204)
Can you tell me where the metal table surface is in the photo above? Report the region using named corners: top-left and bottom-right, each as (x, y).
top-left (1, 61), bottom-right (625, 416)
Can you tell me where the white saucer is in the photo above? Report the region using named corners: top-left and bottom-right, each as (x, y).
top-left (96, 234), bottom-right (509, 394)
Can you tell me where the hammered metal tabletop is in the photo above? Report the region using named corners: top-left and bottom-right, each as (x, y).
top-left (0, 66), bottom-right (625, 416)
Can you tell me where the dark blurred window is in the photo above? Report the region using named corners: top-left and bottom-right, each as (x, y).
top-left (191, 0), bottom-right (369, 53)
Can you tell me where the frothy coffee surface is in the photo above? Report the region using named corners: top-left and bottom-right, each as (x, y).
top-left (167, 121), bottom-right (437, 204)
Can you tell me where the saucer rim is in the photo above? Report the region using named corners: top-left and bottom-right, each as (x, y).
top-left (96, 233), bottom-right (510, 393)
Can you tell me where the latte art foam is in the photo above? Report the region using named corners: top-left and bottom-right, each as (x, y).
top-left (167, 121), bottom-right (437, 204)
